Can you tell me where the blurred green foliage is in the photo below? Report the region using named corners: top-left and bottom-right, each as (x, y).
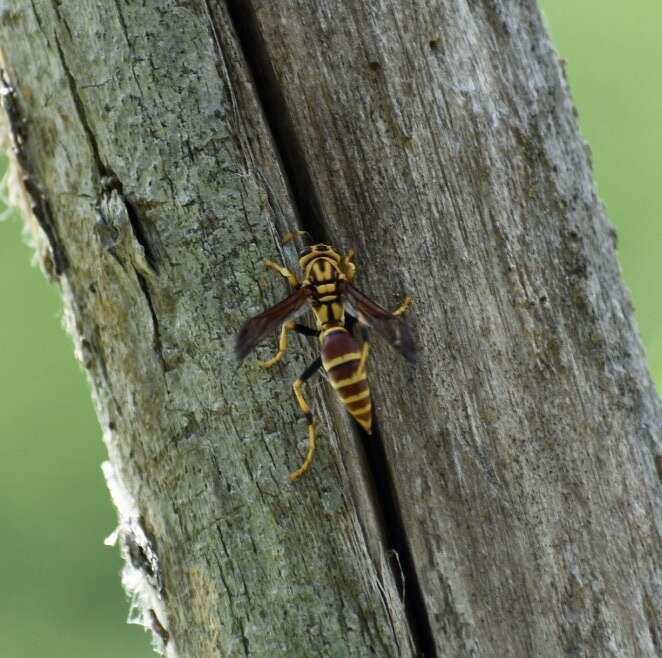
top-left (0, 3), bottom-right (659, 656)
top-left (542, 0), bottom-right (662, 384)
top-left (0, 175), bottom-right (150, 656)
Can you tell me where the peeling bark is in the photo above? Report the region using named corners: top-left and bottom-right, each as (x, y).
top-left (1, 1), bottom-right (660, 657)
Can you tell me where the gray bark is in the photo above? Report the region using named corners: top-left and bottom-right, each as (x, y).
top-left (1, 2), bottom-right (660, 658)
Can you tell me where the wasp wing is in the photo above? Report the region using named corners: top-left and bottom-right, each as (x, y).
top-left (235, 287), bottom-right (310, 361)
top-left (341, 282), bottom-right (416, 363)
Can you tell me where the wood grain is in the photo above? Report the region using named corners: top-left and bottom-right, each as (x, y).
top-left (1, 0), bottom-right (660, 656)
top-left (242, 1), bottom-right (662, 655)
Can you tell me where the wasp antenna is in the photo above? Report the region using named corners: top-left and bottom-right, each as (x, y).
top-left (283, 230), bottom-right (313, 246)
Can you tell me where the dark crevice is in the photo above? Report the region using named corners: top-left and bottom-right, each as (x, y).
top-left (103, 173), bottom-right (159, 273)
top-left (0, 68), bottom-right (69, 274)
top-left (360, 418), bottom-right (438, 658)
top-left (222, 3), bottom-right (437, 656)
top-left (126, 533), bottom-right (156, 579)
top-left (22, 175), bottom-right (70, 276)
top-left (54, 34), bottom-right (108, 179)
top-left (56, 26), bottom-right (160, 273)
top-left (135, 268), bottom-right (166, 370)
top-left (224, 0), bottom-right (328, 244)
top-left (112, 0), bottom-right (132, 47)
top-left (124, 196), bottom-right (159, 272)
top-left (50, 0), bottom-right (73, 41)
top-left (55, 28), bottom-right (162, 270)
top-left (148, 609), bottom-right (170, 647)
top-left (30, 0), bottom-right (45, 35)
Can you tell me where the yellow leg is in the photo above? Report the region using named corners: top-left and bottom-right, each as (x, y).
top-left (265, 259), bottom-right (299, 288)
top-left (393, 295), bottom-right (413, 317)
top-left (289, 422), bottom-right (317, 481)
top-left (343, 249), bottom-right (356, 282)
top-left (290, 367), bottom-right (319, 480)
top-left (257, 321), bottom-right (295, 368)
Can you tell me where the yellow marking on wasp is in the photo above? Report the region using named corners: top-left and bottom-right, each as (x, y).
top-left (356, 415), bottom-right (372, 432)
top-left (325, 260), bottom-right (337, 279)
top-left (299, 253), bottom-right (317, 269)
top-left (341, 388), bottom-right (370, 404)
top-left (318, 295), bottom-right (337, 302)
top-left (317, 304), bottom-right (329, 324)
top-left (324, 248), bottom-right (342, 263)
top-left (323, 351), bottom-right (361, 370)
top-left (331, 369), bottom-right (367, 389)
top-left (320, 327), bottom-right (346, 340)
top-left (343, 249), bottom-right (356, 281)
top-left (331, 302), bottom-right (344, 320)
top-left (314, 260), bottom-right (333, 281)
top-left (290, 378), bottom-right (316, 481)
top-left (350, 401), bottom-right (372, 416)
top-left (359, 340), bottom-right (370, 373)
top-left (257, 321), bottom-right (295, 368)
top-left (393, 295), bottom-right (413, 316)
top-left (304, 258), bottom-right (341, 285)
top-left (264, 259), bottom-right (299, 287)
top-left (317, 283), bottom-right (336, 294)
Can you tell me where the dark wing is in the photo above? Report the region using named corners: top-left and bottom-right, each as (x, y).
top-left (341, 282), bottom-right (416, 363)
top-left (235, 287), bottom-right (310, 361)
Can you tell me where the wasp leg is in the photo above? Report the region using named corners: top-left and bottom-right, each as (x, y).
top-left (265, 259), bottom-right (299, 288)
top-left (290, 356), bottom-right (322, 481)
top-left (393, 294), bottom-right (413, 317)
top-left (258, 323), bottom-right (319, 368)
top-left (257, 321), bottom-right (295, 368)
top-left (343, 249), bottom-right (356, 282)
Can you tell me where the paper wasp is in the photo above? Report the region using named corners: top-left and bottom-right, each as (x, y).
top-left (235, 234), bottom-right (415, 480)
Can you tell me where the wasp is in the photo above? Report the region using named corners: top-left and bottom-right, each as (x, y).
top-left (235, 236), bottom-right (415, 480)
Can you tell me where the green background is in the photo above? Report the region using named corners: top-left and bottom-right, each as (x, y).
top-left (0, 3), bottom-right (659, 656)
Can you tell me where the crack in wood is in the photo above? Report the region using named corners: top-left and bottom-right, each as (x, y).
top-left (54, 28), bottom-right (161, 275)
top-left (223, 0), bottom-right (328, 242)
top-left (101, 173), bottom-right (159, 273)
top-left (54, 33), bottom-right (107, 180)
top-left (222, 2), bottom-right (437, 655)
top-left (360, 418), bottom-right (438, 658)
top-left (135, 267), bottom-right (166, 372)
top-left (148, 608), bottom-right (171, 647)
top-left (0, 68), bottom-right (69, 274)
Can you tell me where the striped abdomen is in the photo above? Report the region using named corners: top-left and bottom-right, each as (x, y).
top-left (321, 329), bottom-right (372, 434)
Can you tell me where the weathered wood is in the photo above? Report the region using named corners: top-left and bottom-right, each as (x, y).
top-left (242, 2), bottom-right (662, 656)
top-left (0, 2), bottom-right (410, 657)
top-left (1, 1), bottom-right (660, 657)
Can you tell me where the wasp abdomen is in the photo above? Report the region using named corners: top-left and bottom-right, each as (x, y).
top-left (321, 330), bottom-right (372, 434)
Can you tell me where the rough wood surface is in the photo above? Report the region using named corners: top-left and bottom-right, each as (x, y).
top-left (241, 2), bottom-right (662, 656)
top-left (1, 1), bottom-right (660, 657)
top-left (0, 3), bottom-right (409, 657)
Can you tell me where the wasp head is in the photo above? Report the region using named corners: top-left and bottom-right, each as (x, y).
top-left (298, 243), bottom-right (342, 268)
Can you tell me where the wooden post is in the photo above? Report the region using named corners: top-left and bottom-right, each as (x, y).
top-left (1, 2), bottom-right (660, 656)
